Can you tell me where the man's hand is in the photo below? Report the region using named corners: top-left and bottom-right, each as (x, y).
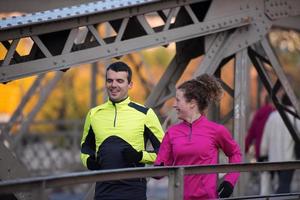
top-left (122, 146), bottom-right (143, 163)
top-left (87, 155), bottom-right (101, 170)
top-left (218, 181), bottom-right (233, 198)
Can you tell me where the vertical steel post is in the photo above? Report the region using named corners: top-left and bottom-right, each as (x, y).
top-left (91, 62), bottom-right (98, 108)
top-left (168, 167), bottom-right (184, 200)
top-left (234, 49), bottom-right (250, 196)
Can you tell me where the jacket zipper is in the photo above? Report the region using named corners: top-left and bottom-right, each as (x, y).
top-left (113, 102), bottom-right (117, 127)
top-left (188, 124), bottom-right (192, 141)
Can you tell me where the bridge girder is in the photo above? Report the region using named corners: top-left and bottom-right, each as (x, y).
top-left (1, 0), bottom-right (300, 198)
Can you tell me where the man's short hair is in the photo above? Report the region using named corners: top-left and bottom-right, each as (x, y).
top-left (106, 61), bottom-right (132, 83)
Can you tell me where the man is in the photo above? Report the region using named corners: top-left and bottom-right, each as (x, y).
top-left (80, 61), bottom-right (164, 200)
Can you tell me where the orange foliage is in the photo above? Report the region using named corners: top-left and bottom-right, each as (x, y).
top-left (0, 76), bottom-right (35, 115)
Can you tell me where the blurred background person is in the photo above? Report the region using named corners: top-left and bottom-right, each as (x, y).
top-left (245, 94), bottom-right (274, 195)
top-left (245, 95), bottom-right (274, 162)
top-left (260, 94), bottom-right (300, 194)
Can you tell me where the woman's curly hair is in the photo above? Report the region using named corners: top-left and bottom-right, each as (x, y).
top-left (178, 74), bottom-right (223, 113)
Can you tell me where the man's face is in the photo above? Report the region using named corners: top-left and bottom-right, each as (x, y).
top-left (106, 69), bottom-right (132, 102)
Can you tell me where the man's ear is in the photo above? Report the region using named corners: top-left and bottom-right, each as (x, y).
top-left (128, 81), bottom-right (133, 89)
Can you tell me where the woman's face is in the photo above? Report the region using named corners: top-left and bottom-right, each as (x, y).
top-left (173, 89), bottom-right (192, 121)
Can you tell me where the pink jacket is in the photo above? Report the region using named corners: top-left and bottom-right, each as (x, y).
top-left (155, 116), bottom-right (242, 200)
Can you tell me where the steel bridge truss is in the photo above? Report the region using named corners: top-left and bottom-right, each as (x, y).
top-left (1, 0), bottom-right (300, 199)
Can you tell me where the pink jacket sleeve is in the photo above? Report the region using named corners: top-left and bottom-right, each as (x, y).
top-left (217, 126), bottom-right (242, 186)
top-left (155, 131), bottom-right (174, 166)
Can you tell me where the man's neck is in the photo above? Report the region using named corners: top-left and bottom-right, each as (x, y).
top-left (110, 96), bottom-right (128, 104)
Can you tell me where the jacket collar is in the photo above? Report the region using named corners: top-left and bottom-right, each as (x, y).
top-left (183, 115), bottom-right (205, 126)
top-left (107, 96), bottom-right (131, 106)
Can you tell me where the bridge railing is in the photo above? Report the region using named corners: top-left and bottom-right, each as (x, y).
top-left (0, 161), bottom-right (300, 200)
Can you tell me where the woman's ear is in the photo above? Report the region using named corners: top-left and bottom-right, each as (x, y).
top-left (190, 99), bottom-right (197, 109)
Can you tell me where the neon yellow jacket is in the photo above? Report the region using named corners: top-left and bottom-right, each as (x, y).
top-left (80, 97), bottom-right (164, 170)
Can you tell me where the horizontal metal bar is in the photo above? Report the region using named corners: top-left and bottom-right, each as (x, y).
top-left (184, 161), bottom-right (300, 175)
top-left (228, 192), bottom-right (300, 200)
top-left (0, 0), bottom-right (159, 30)
top-left (0, 14), bottom-right (251, 83)
top-left (0, 0), bottom-right (207, 41)
top-left (0, 161), bottom-right (299, 194)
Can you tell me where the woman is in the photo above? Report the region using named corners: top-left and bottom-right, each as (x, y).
top-left (155, 74), bottom-right (242, 200)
